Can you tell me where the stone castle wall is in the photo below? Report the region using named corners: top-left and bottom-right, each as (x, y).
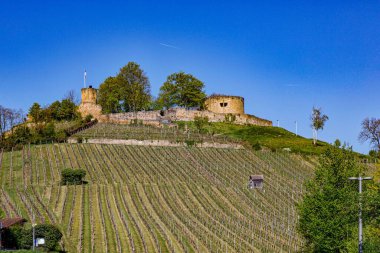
top-left (98, 108), bottom-right (272, 126)
top-left (78, 87), bottom-right (272, 126)
top-left (78, 103), bottom-right (102, 119)
top-left (204, 95), bottom-right (244, 114)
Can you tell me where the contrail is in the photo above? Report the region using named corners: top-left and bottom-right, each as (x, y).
top-left (159, 43), bottom-right (180, 49)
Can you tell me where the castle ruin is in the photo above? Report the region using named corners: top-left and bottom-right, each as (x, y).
top-left (78, 86), bottom-right (102, 119)
top-left (78, 87), bottom-right (272, 126)
top-left (204, 95), bottom-right (245, 114)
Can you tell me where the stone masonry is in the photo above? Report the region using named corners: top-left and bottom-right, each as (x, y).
top-left (78, 87), bottom-right (272, 126)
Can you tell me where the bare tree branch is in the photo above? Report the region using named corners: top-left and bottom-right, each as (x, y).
top-left (358, 117), bottom-right (380, 151)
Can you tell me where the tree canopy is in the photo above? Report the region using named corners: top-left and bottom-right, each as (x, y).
top-left (298, 145), bottom-right (380, 252)
top-left (28, 98), bottom-right (78, 123)
top-left (28, 103), bottom-right (42, 123)
top-left (157, 72), bottom-right (206, 109)
top-left (98, 62), bottom-right (151, 113)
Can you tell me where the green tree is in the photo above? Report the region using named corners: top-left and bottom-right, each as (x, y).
top-left (9, 126), bottom-right (31, 144)
top-left (118, 62), bottom-right (151, 112)
top-left (58, 99), bottom-right (77, 120)
top-left (158, 72), bottom-right (206, 109)
top-left (310, 106), bottom-right (329, 145)
top-left (98, 76), bottom-right (122, 113)
top-left (298, 146), bottom-right (362, 252)
top-left (98, 62), bottom-right (151, 113)
top-left (48, 100), bottom-right (61, 120)
top-left (42, 122), bottom-right (55, 139)
top-left (28, 103), bottom-right (42, 123)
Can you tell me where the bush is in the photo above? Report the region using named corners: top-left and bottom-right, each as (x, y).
top-left (2, 225), bottom-right (30, 249)
top-left (76, 136), bottom-right (83, 143)
top-left (252, 142), bottom-right (261, 151)
top-left (334, 139), bottom-right (341, 147)
top-left (194, 116), bottom-right (209, 132)
top-left (34, 224), bottom-right (62, 251)
top-left (84, 114), bottom-right (93, 123)
top-left (369, 150), bottom-right (379, 159)
top-left (185, 140), bottom-right (196, 147)
top-left (224, 113), bottom-right (236, 123)
top-left (2, 224), bottom-right (62, 251)
top-left (61, 168), bottom-right (86, 185)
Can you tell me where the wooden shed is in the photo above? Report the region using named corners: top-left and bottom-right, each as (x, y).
top-left (0, 217), bottom-right (27, 249)
top-left (0, 217), bottom-right (27, 229)
top-left (248, 175), bottom-right (264, 189)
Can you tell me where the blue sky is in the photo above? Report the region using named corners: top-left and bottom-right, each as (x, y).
top-left (0, 1), bottom-right (379, 153)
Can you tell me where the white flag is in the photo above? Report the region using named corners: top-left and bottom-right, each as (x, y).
top-left (84, 70), bottom-right (87, 88)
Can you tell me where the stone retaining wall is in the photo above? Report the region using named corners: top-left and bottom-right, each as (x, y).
top-left (68, 138), bottom-right (244, 149)
top-left (98, 108), bottom-right (272, 126)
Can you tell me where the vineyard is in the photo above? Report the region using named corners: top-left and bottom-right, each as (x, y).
top-left (0, 143), bottom-right (314, 252)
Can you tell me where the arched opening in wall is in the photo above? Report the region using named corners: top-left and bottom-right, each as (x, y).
top-left (220, 102), bottom-right (228, 107)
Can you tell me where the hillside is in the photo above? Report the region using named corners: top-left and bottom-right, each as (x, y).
top-left (73, 122), bottom-right (332, 155)
top-left (0, 143), bottom-right (314, 252)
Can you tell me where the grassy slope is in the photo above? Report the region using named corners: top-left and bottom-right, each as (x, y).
top-left (74, 122), bottom-right (331, 155)
top-left (185, 122), bottom-right (331, 155)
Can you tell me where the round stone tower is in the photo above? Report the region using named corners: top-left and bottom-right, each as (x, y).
top-left (78, 85), bottom-right (102, 119)
top-left (81, 85), bottom-right (97, 104)
top-left (204, 95), bottom-right (244, 114)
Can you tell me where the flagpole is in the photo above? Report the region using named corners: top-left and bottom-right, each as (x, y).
top-left (84, 70), bottom-right (87, 88)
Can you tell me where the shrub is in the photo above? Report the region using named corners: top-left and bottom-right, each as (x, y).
top-left (2, 225), bottom-right (29, 249)
top-left (76, 136), bottom-right (83, 143)
top-left (84, 114), bottom-right (93, 123)
top-left (185, 140), bottom-right (196, 147)
top-left (224, 113), bottom-right (236, 123)
top-left (61, 168), bottom-right (86, 185)
top-left (194, 116), bottom-right (209, 132)
top-left (176, 121), bottom-right (186, 130)
top-left (369, 150), bottom-right (379, 159)
top-left (34, 224), bottom-right (62, 251)
top-left (3, 224), bottom-right (62, 251)
top-left (252, 142), bottom-right (261, 151)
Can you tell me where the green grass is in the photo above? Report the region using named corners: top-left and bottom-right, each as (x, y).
top-left (74, 121), bottom-right (333, 155)
top-left (180, 121), bottom-right (329, 155)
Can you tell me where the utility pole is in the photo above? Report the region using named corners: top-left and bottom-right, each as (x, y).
top-left (295, 121), bottom-right (298, 136)
top-left (0, 221), bottom-right (2, 250)
top-left (348, 176), bottom-right (372, 253)
top-left (32, 212), bottom-right (36, 251)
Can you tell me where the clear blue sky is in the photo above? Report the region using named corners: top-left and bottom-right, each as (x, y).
top-left (1, 1), bottom-right (379, 154)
